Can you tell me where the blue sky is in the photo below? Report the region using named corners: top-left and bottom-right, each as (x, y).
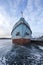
top-left (0, 0), bottom-right (43, 38)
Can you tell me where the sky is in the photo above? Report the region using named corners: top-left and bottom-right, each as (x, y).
top-left (0, 0), bottom-right (43, 38)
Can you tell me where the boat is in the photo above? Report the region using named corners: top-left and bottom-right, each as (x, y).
top-left (11, 17), bottom-right (32, 45)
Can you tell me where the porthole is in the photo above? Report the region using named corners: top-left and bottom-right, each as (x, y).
top-left (16, 32), bottom-right (20, 36)
top-left (25, 32), bottom-right (29, 35)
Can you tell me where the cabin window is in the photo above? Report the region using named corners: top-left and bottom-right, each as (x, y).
top-left (16, 32), bottom-right (20, 36)
top-left (25, 32), bottom-right (29, 35)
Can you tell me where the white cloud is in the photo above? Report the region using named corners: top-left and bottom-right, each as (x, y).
top-left (0, 6), bottom-right (11, 37)
top-left (23, 0), bottom-right (43, 37)
top-left (0, 0), bottom-right (43, 37)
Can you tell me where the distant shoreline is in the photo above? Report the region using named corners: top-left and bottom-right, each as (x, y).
top-left (0, 38), bottom-right (11, 39)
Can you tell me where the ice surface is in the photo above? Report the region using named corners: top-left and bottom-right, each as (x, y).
top-left (0, 39), bottom-right (43, 65)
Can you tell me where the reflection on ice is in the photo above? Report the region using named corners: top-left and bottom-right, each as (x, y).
top-left (3, 44), bottom-right (43, 65)
top-left (0, 40), bottom-right (43, 65)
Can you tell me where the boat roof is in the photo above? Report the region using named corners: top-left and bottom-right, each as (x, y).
top-left (11, 17), bottom-right (32, 34)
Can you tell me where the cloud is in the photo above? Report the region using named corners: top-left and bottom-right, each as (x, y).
top-left (0, 6), bottom-right (11, 37)
top-left (23, 0), bottom-right (43, 37)
top-left (0, 0), bottom-right (43, 37)
top-left (0, 0), bottom-right (20, 37)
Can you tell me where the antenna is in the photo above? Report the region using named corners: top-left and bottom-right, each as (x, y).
top-left (21, 11), bottom-right (23, 17)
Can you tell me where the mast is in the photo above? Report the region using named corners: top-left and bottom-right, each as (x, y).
top-left (21, 11), bottom-right (23, 18)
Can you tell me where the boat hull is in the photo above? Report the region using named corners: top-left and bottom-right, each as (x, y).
top-left (12, 38), bottom-right (31, 45)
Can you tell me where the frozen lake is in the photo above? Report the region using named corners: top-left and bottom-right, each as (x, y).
top-left (0, 39), bottom-right (43, 65)
top-left (0, 39), bottom-right (12, 56)
top-left (0, 39), bottom-right (12, 48)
